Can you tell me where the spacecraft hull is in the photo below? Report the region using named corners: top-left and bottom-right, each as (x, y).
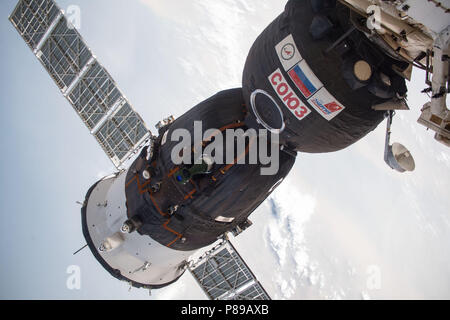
top-left (81, 170), bottom-right (194, 289)
top-left (124, 88), bottom-right (297, 252)
top-left (242, 0), bottom-right (409, 153)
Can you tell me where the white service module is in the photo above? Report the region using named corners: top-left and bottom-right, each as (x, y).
top-left (83, 170), bottom-right (196, 287)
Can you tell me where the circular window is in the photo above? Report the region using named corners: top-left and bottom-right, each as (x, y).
top-left (250, 89), bottom-right (285, 134)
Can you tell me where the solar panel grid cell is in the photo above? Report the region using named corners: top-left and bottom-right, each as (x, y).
top-left (39, 16), bottom-right (92, 89)
top-left (67, 61), bottom-right (122, 130)
top-left (94, 102), bottom-right (148, 163)
top-left (10, 0), bottom-right (60, 50)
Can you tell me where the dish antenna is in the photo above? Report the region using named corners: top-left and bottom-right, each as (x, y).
top-left (384, 111), bottom-right (415, 172)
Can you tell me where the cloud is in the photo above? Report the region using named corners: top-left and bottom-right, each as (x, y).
top-left (138, 0), bottom-right (284, 99)
top-left (264, 181), bottom-right (323, 299)
top-left (274, 273), bottom-right (297, 299)
top-left (138, 0), bottom-right (199, 22)
top-left (153, 275), bottom-right (188, 300)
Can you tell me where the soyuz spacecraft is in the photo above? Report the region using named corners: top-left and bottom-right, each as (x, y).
top-left (9, 0), bottom-right (449, 299)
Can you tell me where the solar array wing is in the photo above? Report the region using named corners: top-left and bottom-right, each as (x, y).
top-left (9, 0), bottom-right (151, 168)
top-left (189, 240), bottom-right (271, 300)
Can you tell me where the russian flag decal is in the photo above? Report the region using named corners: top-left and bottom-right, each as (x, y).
top-left (288, 60), bottom-right (323, 99)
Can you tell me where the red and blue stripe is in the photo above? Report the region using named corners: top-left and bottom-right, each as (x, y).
top-left (288, 65), bottom-right (317, 98)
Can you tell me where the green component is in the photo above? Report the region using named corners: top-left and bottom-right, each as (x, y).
top-left (174, 161), bottom-right (210, 185)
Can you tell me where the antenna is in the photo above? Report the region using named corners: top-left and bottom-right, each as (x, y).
top-left (384, 111), bottom-right (415, 172)
top-left (73, 244), bottom-right (88, 255)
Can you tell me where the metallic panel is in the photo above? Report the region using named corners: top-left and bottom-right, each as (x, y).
top-left (227, 282), bottom-right (271, 300)
top-left (38, 16), bottom-right (93, 90)
top-left (9, 0), bottom-right (60, 50)
top-left (94, 101), bottom-right (149, 166)
top-left (190, 241), bottom-right (270, 300)
top-left (67, 61), bottom-right (122, 130)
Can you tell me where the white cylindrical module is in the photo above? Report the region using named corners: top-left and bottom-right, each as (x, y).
top-left (81, 170), bottom-right (196, 289)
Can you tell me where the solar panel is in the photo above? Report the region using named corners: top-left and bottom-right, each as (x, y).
top-left (189, 240), bottom-right (271, 300)
top-left (38, 15), bottom-right (93, 91)
top-left (226, 282), bottom-right (270, 300)
top-left (67, 61), bottom-right (122, 130)
top-left (94, 101), bottom-right (149, 167)
top-left (10, 0), bottom-right (152, 168)
top-left (9, 0), bottom-right (60, 50)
